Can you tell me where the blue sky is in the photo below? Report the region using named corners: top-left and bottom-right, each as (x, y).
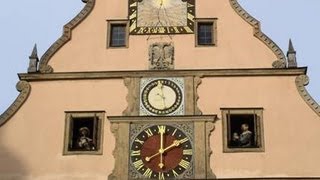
top-left (0, 0), bottom-right (319, 112)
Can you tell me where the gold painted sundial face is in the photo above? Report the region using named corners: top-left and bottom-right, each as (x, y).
top-left (129, 0), bottom-right (195, 34)
top-left (137, 0), bottom-right (188, 27)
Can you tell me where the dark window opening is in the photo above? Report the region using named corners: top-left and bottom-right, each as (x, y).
top-left (227, 114), bottom-right (259, 148)
top-left (197, 23), bottom-right (213, 45)
top-left (68, 117), bottom-right (98, 152)
top-left (110, 24), bottom-right (126, 47)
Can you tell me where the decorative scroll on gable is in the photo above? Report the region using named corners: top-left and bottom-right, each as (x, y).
top-left (296, 75), bottom-right (320, 117)
top-left (0, 81), bottom-right (31, 127)
top-left (229, 0), bottom-right (287, 68)
top-left (38, 0), bottom-right (96, 73)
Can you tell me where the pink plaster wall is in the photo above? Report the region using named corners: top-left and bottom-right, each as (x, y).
top-left (49, 0), bottom-right (277, 72)
top-left (0, 77), bottom-right (319, 179)
top-left (1, 0), bottom-right (319, 179)
top-left (198, 76), bottom-right (320, 178)
top-left (0, 80), bottom-right (126, 179)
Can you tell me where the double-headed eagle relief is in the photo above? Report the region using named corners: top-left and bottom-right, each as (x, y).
top-left (149, 42), bottom-right (174, 70)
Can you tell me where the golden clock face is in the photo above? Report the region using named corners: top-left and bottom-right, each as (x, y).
top-left (141, 79), bottom-right (183, 115)
top-left (129, 0), bottom-right (195, 34)
top-left (130, 125), bottom-right (193, 179)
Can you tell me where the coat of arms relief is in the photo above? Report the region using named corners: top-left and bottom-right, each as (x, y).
top-left (149, 42), bottom-right (174, 70)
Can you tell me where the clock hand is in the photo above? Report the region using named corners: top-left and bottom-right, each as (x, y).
top-left (158, 128), bottom-right (165, 169)
top-left (156, 81), bottom-right (167, 109)
top-left (145, 139), bottom-right (182, 162)
top-left (145, 151), bottom-right (160, 162)
top-left (160, 88), bottom-right (167, 109)
top-left (163, 139), bottom-right (181, 152)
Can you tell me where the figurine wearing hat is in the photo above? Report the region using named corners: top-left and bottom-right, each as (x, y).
top-left (77, 127), bottom-right (95, 151)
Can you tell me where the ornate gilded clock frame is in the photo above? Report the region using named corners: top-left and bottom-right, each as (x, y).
top-left (108, 115), bottom-right (217, 180)
top-left (107, 76), bottom-right (216, 179)
top-left (128, 122), bottom-right (194, 179)
top-left (123, 76), bottom-right (202, 116)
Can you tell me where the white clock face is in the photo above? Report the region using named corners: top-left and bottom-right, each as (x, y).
top-left (147, 81), bottom-right (177, 110)
top-left (140, 78), bottom-right (185, 116)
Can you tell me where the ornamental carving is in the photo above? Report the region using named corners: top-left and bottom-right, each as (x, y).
top-left (272, 60), bottom-right (287, 69)
top-left (149, 42), bottom-right (174, 70)
top-left (39, 0), bottom-right (95, 73)
top-left (0, 81), bottom-right (31, 127)
top-left (229, 0), bottom-right (286, 68)
top-left (295, 75), bottom-right (320, 117)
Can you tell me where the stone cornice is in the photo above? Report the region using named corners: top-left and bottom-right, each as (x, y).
top-left (108, 115), bottom-right (217, 123)
top-left (38, 0), bottom-right (96, 73)
top-left (0, 81), bottom-right (31, 127)
top-left (229, 0), bottom-right (287, 68)
top-left (296, 75), bottom-right (320, 117)
top-left (18, 68), bottom-right (307, 81)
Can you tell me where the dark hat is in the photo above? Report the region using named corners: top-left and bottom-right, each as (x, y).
top-left (79, 127), bottom-right (90, 135)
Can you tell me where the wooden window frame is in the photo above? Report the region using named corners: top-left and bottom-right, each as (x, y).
top-left (221, 108), bottom-right (265, 153)
top-left (195, 18), bottom-right (217, 47)
top-left (63, 111), bottom-right (105, 155)
top-left (107, 19), bottom-right (129, 48)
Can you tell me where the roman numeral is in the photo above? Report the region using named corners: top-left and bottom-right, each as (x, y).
top-left (183, 149), bottom-right (193, 155)
top-left (179, 159), bottom-right (190, 169)
top-left (134, 138), bottom-right (144, 145)
top-left (187, 3), bottom-right (195, 7)
top-left (172, 169), bottom-right (179, 177)
top-left (158, 125), bottom-right (166, 133)
top-left (143, 168), bottom-right (153, 178)
top-left (179, 137), bottom-right (189, 144)
top-left (172, 129), bottom-right (177, 136)
top-left (133, 159), bottom-right (144, 170)
top-left (130, 150), bottom-right (141, 156)
top-left (159, 172), bottom-right (165, 180)
top-left (144, 128), bottom-right (153, 137)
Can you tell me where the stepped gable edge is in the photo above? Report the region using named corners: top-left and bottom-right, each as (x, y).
top-left (0, 81), bottom-right (31, 127)
top-left (229, 0), bottom-right (287, 68)
top-left (296, 75), bottom-right (320, 117)
top-left (38, 0), bottom-right (96, 73)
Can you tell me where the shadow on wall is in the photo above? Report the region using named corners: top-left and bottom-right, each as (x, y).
top-left (0, 135), bottom-right (27, 180)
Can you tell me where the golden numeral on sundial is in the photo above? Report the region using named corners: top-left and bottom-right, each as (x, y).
top-left (183, 149), bottom-right (193, 155)
top-left (133, 159), bottom-right (144, 170)
top-left (131, 150), bottom-right (141, 156)
top-left (179, 137), bottom-right (189, 144)
top-left (145, 128), bottom-right (153, 137)
top-left (158, 125), bottom-right (166, 133)
top-left (159, 172), bottom-right (165, 180)
top-left (143, 168), bottom-right (153, 178)
top-left (172, 169), bottom-right (179, 177)
top-left (134, 138), bottom-right (144, 145)
top-left (179, 159), bottom-right (190, 169)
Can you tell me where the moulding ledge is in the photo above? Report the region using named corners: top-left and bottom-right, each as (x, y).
top-left (108, 115), bottom-right (218, 123)
top-left (38, 0), bottom-right (96, 73)
top-left (19, 68), bottom-right (307, 81)
top-left (0, 81), bottom-right (31, 127)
